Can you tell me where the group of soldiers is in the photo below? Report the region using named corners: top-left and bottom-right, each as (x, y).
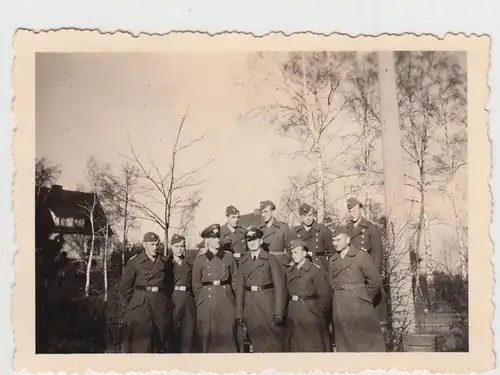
top-left (118, 197), bottom-right (387, 353)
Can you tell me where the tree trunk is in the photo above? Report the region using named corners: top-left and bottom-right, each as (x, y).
top-left (85, 216), bottom-right (95, 297)
top-left (104, 223), bottom-right (109, 302)
top-left (121, 190), bottom-right (129, 275)
top-left (378, 51), bottom-right (415, 335)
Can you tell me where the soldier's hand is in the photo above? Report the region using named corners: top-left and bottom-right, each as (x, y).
top-left (273, 315), bottom-right (284, 326)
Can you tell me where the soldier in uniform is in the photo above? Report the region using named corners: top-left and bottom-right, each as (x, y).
top-left (258, 200), bottom-right (295, 269)
top-left (169, 234), bottom-right (197, 353)
top-left (293, 203), bottom-right (335, 270)
top-left (235, 227), bottom-right (287, 352)
top-left (328, 225), bottom-right (386, 352)
top-left (285, 239), bottom-right (332, 352)
top-left (192, 224), bottom-right (239, 353)
top-left (119, 231), bottom-right (174, 353)
top-left (220, 205), bottom-right (248, 263)
top-left (345, 197), bottom-right (385, 316)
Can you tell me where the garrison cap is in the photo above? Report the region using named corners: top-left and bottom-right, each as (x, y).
top-left (298, 203), bottom-right (315, 215)
top-left (171, 234), bottom-right (185, 245)
top-left (245, 226), bottom-right (264, 241)
top-left (226, 205), bottom-right (239, 216)
top-left (347, 197), bottom-right (363, 210)
top-left (143, 231), bottom-right (160, 243)
top-left (332, 225), bottom-right (349, 237)
top-left (200, 223), bottom-right (221, 238)
top-left (290, 238), bottom-right (308, 250)
top-left (260, 200), bottom-right (276, 210)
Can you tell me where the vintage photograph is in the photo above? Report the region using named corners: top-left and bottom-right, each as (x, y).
top-left (34, 48), bottom-right (470, 355)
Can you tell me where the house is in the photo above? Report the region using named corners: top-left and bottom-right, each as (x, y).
top-left (238, 208), bottom-right (262, 229)
top-left (35, 184), bottom-right (115, 263)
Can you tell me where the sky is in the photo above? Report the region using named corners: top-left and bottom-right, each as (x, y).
top-left (36, 52), bottom-right (467, 269)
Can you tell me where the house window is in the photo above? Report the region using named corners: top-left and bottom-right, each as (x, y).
top-left (85, 238), bottom-right (101, 256)
top-left (75, 219), bottom-right (85, 228)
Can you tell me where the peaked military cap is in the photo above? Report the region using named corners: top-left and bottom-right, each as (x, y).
top-left (200, 223), bottom-right (221, 238)
top-left (245, 226), bottom-right (264, 241)
top-left (171, 234), bottom-right (185, 245)
top-left (332, 225), bottom-right (349, 237)
top-left (346, 197), bottom-right (363, 210)
top-left (259, 200), bottom-right (276, 210)
top-left (226, 205), bottom-right (239, 216)
top-left (298, 203), bottom-right (315, 215)
top-left (143, 231), bottom-right (160, 243)
top-left (290, 238), bottom-right (308, 250)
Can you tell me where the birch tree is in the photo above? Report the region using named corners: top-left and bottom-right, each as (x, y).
top-left (126, 112), bottom-right (211, 253)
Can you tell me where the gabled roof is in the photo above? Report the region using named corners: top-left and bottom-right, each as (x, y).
top-left (238, 209), bottom-right (262, 229)
top-left (36, 185), bottom-right (114, 236)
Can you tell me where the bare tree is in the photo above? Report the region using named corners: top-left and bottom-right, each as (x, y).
top-left (126, 112), bottom-right (212, 253)
top-left (35, 157), bottom-right (62, 206)
top-left (242, 52), bottom-right (364, 223)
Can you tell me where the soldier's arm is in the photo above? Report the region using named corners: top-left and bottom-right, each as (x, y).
top-left (314, 266), bottom-right (331, 315)
top-left (270, 255), bottom-right (287, 317)
top-left (371, 224), bottom-right (384, 273)
top-left (229, 255), bottom-right (238, 292)
top-left (327, 258), bottom-right (335, 290)
top-left (192, 257), bottom-right (203, 301)
top-left (163, 259), bottom-right (174, 300)
top-left (118, 258), bottom-right (136, 304)
top-left (359, 252), bottom-right (382, 301)
top-left (235, 265), bottom-right (245, 319)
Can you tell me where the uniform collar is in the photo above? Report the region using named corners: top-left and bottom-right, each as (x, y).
top-left (221, 223), bottom-right (240, 235)
top-left (331, 245), bottom-right (357, 260)
top-left (301, 221), bottom-right (320, 231)
top-left (260, 217), bottom-right (280, 229)
top-left (353, 217), bottom-right (369, 228)
top-left (300, 258), bottom-right (312, 271)
top-left (205, 248), bottom-right (225, 260)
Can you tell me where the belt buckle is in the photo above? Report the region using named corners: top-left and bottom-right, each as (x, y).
top-left (151, 286), bottom-right (159, 292)
top-left (292, 295), bottom-right (299, 301)
top-left (234, 253), bottom-right (241, 258)
top-left (179, 286), bottom-right (187, 291)
top-left (251, 286), bottom-right (258, 291)
top-left (213, 280), bottom-right (221, 286)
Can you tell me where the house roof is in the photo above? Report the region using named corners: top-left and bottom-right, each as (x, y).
top-left (238, 209), bottom-right (262, 229)
top-left (36, 185), bottom-right (114, 236)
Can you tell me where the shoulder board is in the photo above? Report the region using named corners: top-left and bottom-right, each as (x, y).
top-left (224, 250), bottom-right (233, 254)
top-left (129, 254), bottom-right (138, 260)
top-left (312, 263), bottom-right (320, 269)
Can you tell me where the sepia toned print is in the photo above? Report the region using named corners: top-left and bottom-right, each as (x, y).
top-left (13, 31), bottom-right (491, 373)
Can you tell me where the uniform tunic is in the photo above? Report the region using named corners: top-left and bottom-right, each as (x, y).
top-left (328, 246), bottom-right (386, 352)
top-left (346, 218), bottom-right (386, 318)
top-left (285, 259), bottom-right (332, 352)
top-left (235, 250), bottom-right (287, 352)
top-left (172, 257), bottom-right (197, 353)
top-left (293, 221), bottom-right (335, 270)
top-left (258, 218), bottom-right (295, 268)
top-left (119, 251), bottom-right (174, 353)
top-left (220, 224), bottom-right (248, 262)
top-left (192, 249), bottom-right (238, 353)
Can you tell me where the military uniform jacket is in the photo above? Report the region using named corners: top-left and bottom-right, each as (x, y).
top-left (119, 251), bottom-right (174, 327)
top-left (328, 246), bottom-right (385, 352)
top-left (258, 218), bottom-right (295, 254)
top-left (346, 217), bottom-right (384, 273)
top-left (293, 222), bottom-right (335, 269)
top-left (220, 224), bottom-right (248, 260)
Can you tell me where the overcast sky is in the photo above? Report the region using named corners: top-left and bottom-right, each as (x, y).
top-left (36, 52), bottom-right (467, 268)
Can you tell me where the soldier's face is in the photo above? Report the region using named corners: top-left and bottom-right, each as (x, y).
top-left (144, 241), bottom-right (158, 257)
top-left (247, 238), bottom-right (262, 251)
top-left (349, 205), bottom-right (362, 222)
top-left (261, 206), bottom-right (273, 222)
top-left (205, 236), bottom-right (220, 250)
top-left (301, 211), bottom-right (315, 226)
top-left (227, 214), bottom-right (239, 227)
top-left (291, 246), bottom-right (307, 264)
top-left (333, 233), bottom-right (350, 252)
top-left (171, 240), bottom-right (186, 257)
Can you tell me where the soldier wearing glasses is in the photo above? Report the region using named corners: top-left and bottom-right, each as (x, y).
top-left (235, 227), bottom-right (287, 352)
top-left (170, 234), bottom-right (197, 353)
top-left (192, 224), bottom-right (239, 353)
top-left (119, 231), bottom-right (174, 353)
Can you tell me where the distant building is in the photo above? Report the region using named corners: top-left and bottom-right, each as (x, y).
top-left (239, 208), bottom-right (262, 229)
top-left (36, 184), bottom-right (115, 263)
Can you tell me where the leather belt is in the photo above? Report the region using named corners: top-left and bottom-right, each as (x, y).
top-left (335, 283), bottom-right (366, 291)
top-left (202, 280), bottom-right (231, 286)
top-left (307, 251), bottom-right (326, 257)
top-left (289, 294), bottom-right (318, 302)
top-left (233, 253), bottom-right (242, 259)
top-left (174, 285), bottom-right (192, 292)
top-left (244, 282), bottom-right (274, 292)
top-left (135, 285), bottom-right (164, 292)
